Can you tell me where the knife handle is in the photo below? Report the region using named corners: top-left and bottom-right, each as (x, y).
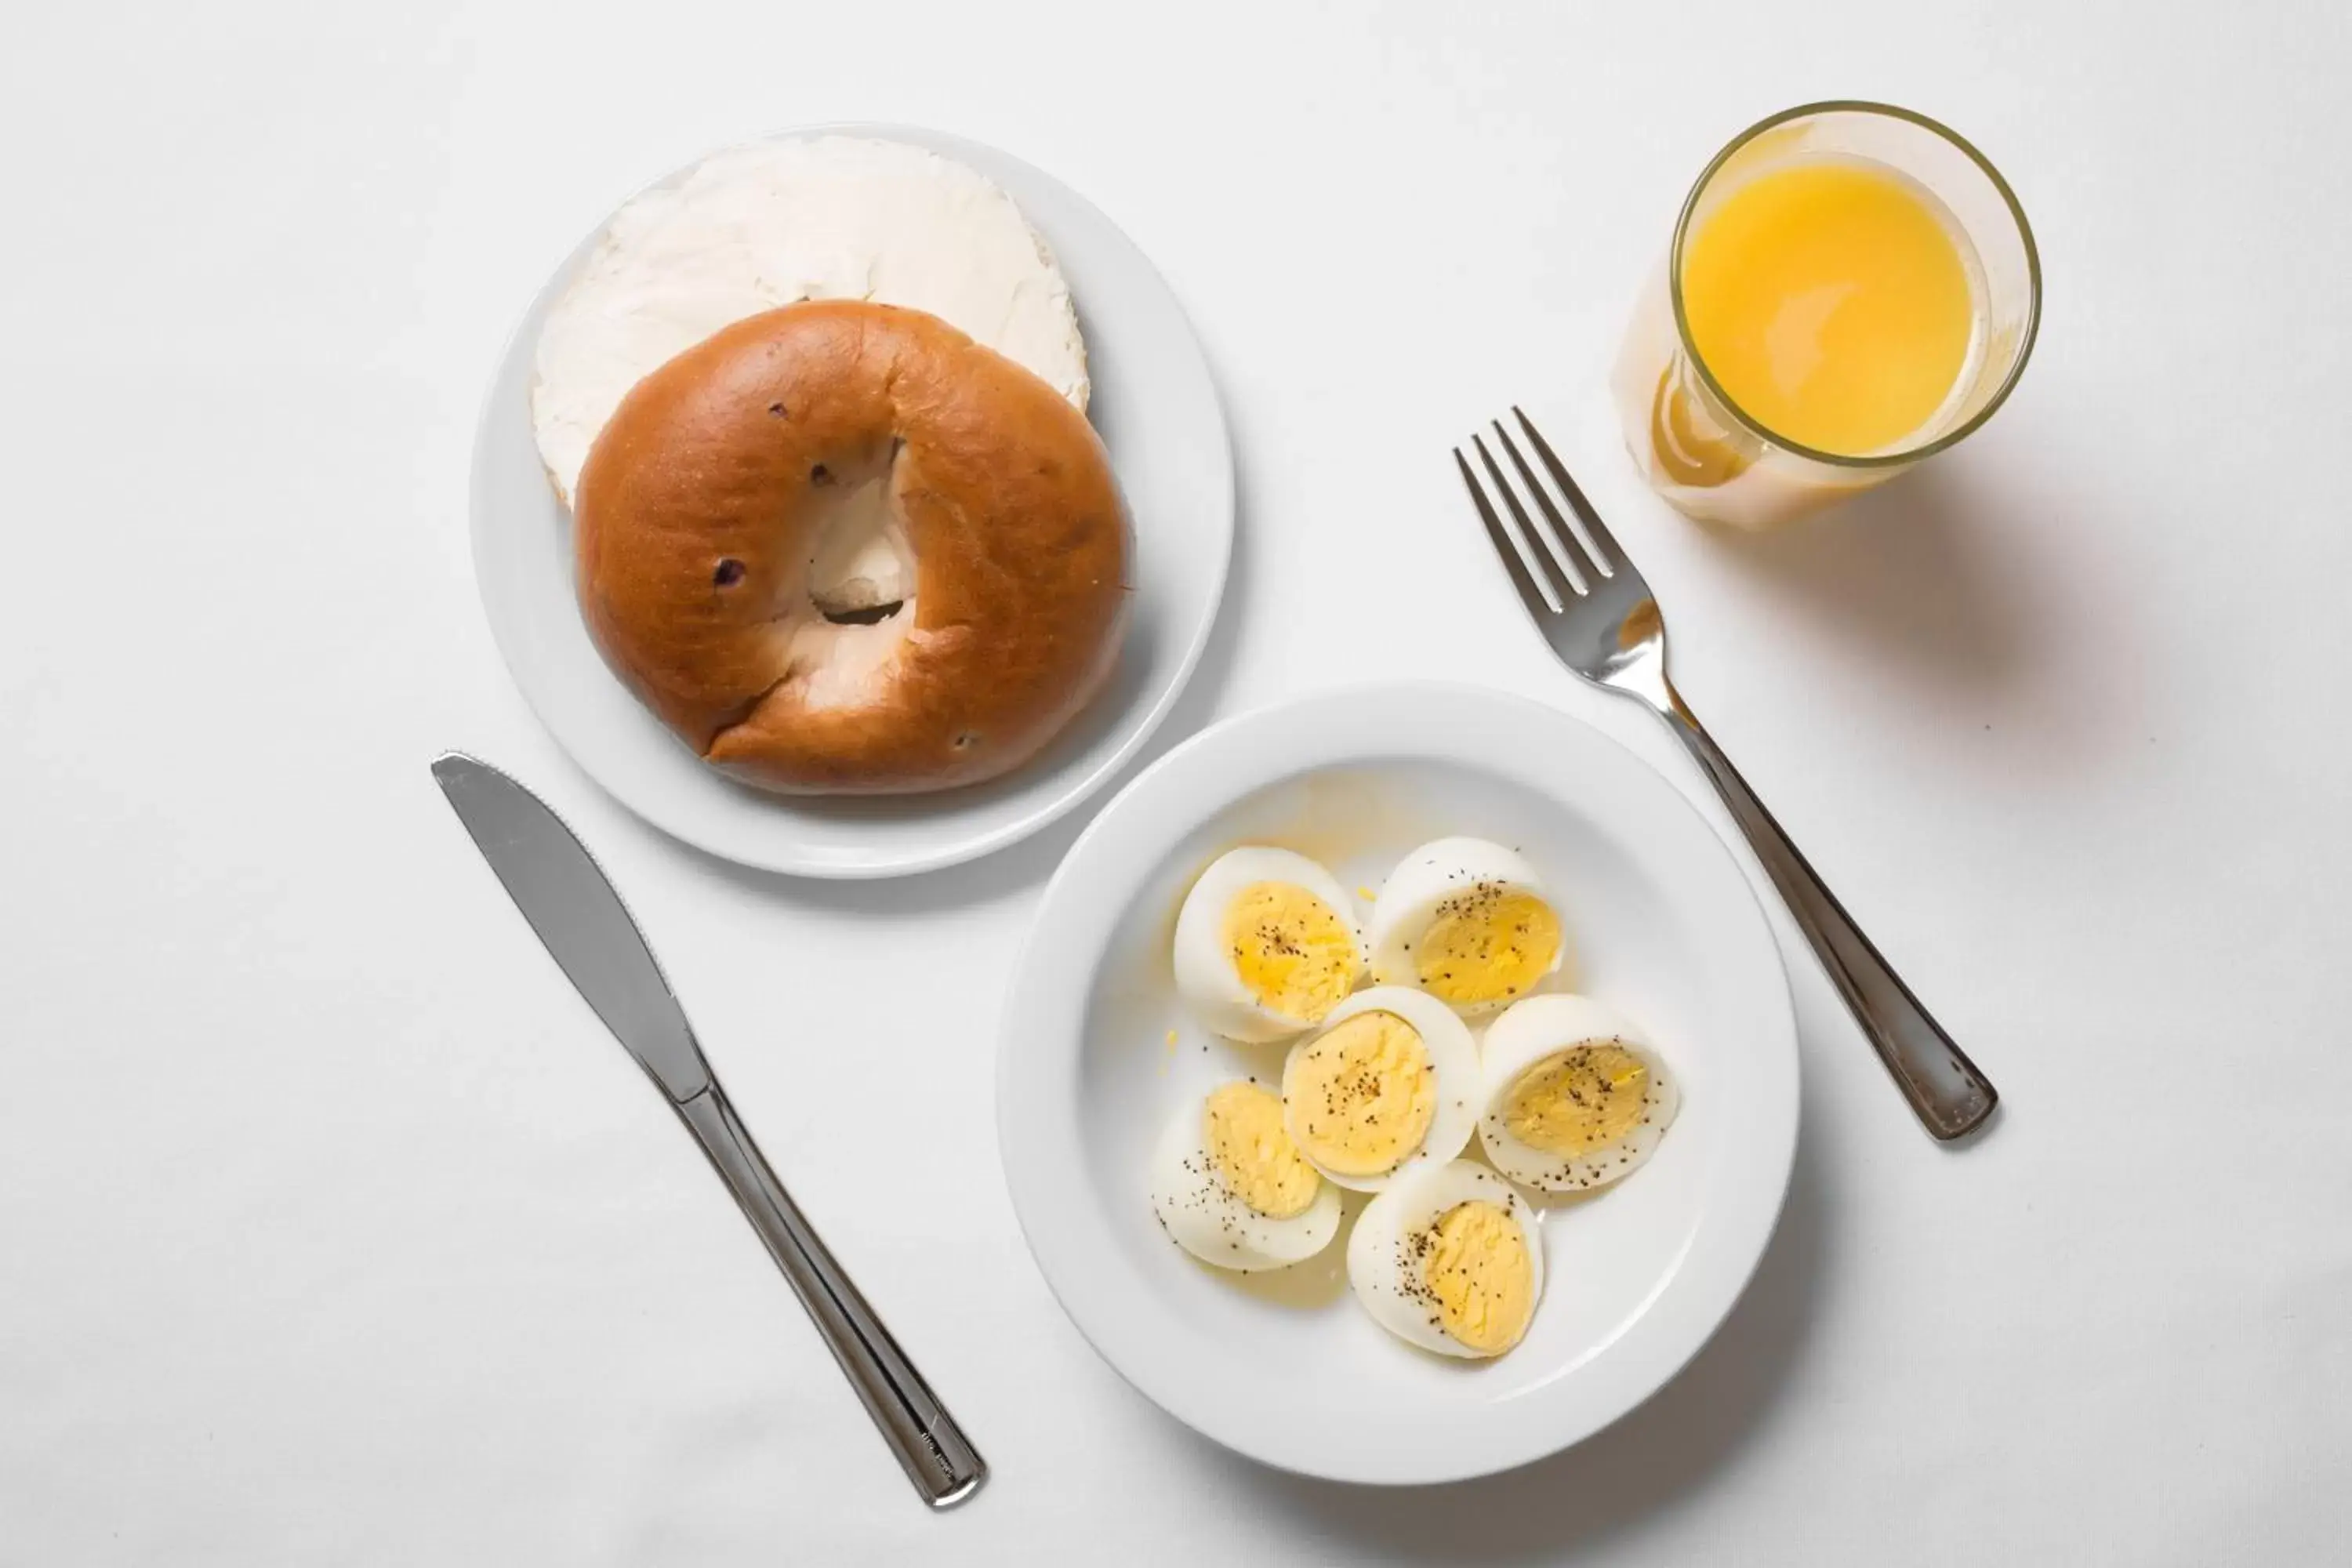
top-left (673, 1081), bottom-right (987, 1508)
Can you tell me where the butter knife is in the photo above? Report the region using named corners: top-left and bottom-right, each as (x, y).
top-left (430, 752), bottom-right (985, 1509)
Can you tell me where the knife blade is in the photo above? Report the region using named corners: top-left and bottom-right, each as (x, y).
top-left (430, 751), bottom-right (985, 1509)
top-left (429, 753), bottom-right (709, 1102)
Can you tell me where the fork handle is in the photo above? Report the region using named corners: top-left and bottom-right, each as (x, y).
top-left (1663, 691), bottom-right (1998, 1141)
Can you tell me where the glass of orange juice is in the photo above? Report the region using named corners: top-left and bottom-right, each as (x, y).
top-left (1613, 101), bottom-right (2041, 528)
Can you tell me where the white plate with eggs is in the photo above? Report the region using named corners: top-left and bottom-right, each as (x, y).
top-left (469, 124), bottom-right (1232, 877)
top-left (997, 682), bottom-right (1797, 1484)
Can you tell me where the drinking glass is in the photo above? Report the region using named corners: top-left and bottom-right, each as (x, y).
top-left (1612, 101), bottom-right (2042, 528)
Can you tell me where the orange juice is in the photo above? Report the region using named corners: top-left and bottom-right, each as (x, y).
top-left (1614, 104), bottom-right (2038, 529)
top-left (1679, 159), bottom-right (1978, 456)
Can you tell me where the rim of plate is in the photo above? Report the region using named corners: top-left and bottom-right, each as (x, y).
top-left (466, 122), bottom-right (1233, 877)
top-left (996, 682), bottom-right (1799, 1484)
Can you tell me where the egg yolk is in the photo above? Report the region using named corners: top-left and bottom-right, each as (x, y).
top-left (1422, 1200), bottom-right (1536, 1355)
top-left (1414, 885), bottom-right (1562, 1006)
top-left (1503, 1044), bottom-right (1650, 1156)
top-left (1221, 880), bottom-right (1359, 1022)
top-left (1203, 1081), bottom-right (1321, 1218)
top-left (1283, 1011), bottom-right (1436, 1177)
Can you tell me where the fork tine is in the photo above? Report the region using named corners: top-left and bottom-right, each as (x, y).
top-left (1474, 434), bottom-right (1586, 600)
top-left (1512, 405), bottom-right (1621, 578)
top-left (1490, 419), bottom-right (1601, 592)
top-left (1454, 447), bottom-right (1564, 616)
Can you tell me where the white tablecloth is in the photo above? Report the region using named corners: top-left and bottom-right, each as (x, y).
top-left (6, 2), bottom-right (2350, 1562)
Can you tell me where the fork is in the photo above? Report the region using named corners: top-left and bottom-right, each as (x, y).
top-left (1455, 407), bottom-right (1997, 1141)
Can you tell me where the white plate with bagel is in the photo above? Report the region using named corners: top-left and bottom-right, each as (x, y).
top-left (470, 125), bottom-right (1232, 877)
top-left (997, 684), bottom-right (1798, 1484)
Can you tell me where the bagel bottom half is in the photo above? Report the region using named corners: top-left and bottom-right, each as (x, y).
top-left (572, 300), bottom-right (1131, 795)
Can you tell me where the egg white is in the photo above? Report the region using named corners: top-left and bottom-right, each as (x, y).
top-left (1279, 987), bottom-right (1478, 1192)
top-left (1476, 993), bottom-right (1681, 1193)
top-left (1147, 1091), bottom-right (1343, 1272)
top-left (1346, 1159), bottom-right (1545, 1359)
top-left (1366, 837), bottom-right (1567, 1014)
top-left (1172, 847), bottom-right (1364, 1044)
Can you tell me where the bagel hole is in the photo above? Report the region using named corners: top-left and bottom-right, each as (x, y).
top-left (822, 600), bottom-right (903, 626)
top-left (713, 557), bottom-right (746, 586)
top-left (804, 448), bottom-right (913, 625)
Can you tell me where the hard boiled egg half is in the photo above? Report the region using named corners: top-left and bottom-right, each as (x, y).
top-left (1279, 988), bottom-right (1477, 1192)
top-left (1174, 848), bottom-right (1365, 1044)
top-left (1149, 1080), bottom-right (1342, 1272)
top-left (1348, 1159), bottom-right (1544, 1359)
top-left (1477, 993), bottom-right (1681, 1193)
top-left (1367, 837), bottom-right (1567, 1014)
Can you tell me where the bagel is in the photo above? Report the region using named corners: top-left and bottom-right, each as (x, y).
top-left (574, 299), bottom-right (1130, 795)
top-left (530, 136), bottom-right (1090, 510)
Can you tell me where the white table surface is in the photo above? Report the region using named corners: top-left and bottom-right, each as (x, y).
top-left (5, 2), bottom-right (2350, 1562)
